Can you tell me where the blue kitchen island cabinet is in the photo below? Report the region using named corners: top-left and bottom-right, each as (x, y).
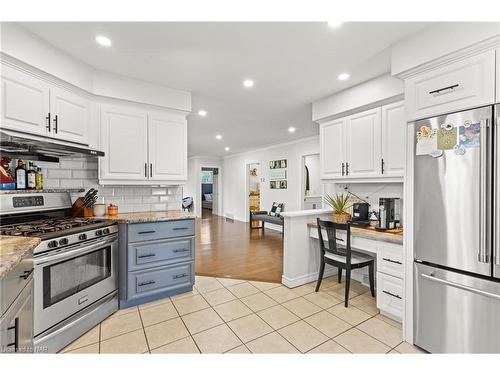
top-left (117, 218), bottom-right (195, 308)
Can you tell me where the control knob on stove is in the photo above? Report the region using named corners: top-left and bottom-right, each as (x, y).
top-left (95, 229), bottom-right (103, 236)
top-left (103, 228), bottom-right (110, 235)
top-left (48, 240), bottom-right (58, 249)
top-left (59, 238), bottom-right (69, 246)
top-left (78, 233), bottom-right (87, 241)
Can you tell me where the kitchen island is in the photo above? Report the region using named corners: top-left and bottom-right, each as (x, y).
top-left (93, 210), bottom-right (195, 223)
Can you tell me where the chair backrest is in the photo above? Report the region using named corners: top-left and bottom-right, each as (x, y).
top-left (316, 218), bottom-right (353, 265)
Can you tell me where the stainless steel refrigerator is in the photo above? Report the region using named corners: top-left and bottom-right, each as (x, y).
top-left (413, 105), bottom-right (500, 353)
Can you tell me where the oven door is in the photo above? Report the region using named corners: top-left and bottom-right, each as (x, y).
top-left (33, 234), bottom-right (118, 336)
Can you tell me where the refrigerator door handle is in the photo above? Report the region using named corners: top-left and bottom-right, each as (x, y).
top-left (478, 118), bottom-right (490, 263)
top-left (495, 111), bottom-right (500, 266)
top-left (421, 273), bottom-right (500, 301)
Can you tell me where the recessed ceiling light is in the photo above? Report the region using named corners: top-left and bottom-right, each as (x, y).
top-left (198, 109), bottom-right (207, 117)
top-left (95, 35), bottom-right (112, 47)
top-left (337, 73), bottom-right (350, 81)
top-left (215, 134), bottom-right (222, 140)
top-left (243, 79), bottom-right (254, 88)
top-left (225, 147), bottom-right (230, 151)
top-left (288, 126), bottom-right (296, 133)
top-left (327, 21), bottom-right (343, 28)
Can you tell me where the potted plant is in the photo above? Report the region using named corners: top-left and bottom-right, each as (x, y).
top-left (324, 193), bottom-right (352, 224)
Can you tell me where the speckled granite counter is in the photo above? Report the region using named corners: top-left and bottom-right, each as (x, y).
top-left (307, 221), bottom-right (403, 245)
top-left (0, 236), bottom-right (40, 278)
top-left (93, 210), bottom-right (195, 224)
top-left (0, 188), bottom-right (84, 195)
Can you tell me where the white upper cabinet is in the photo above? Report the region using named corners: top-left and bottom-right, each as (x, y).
top-left (148, 112), bottom-right (187, 181)
top-left (381, 101), bottom-right (406, 177)
top-left (1, 65), bottom-right (50, 136)
top-left (50, 87), bottom-right (90, 145)
top-left (99, 105), bottom-right (188, 184)
top-left (320, 118), bottom-right (346, 179)
top-left (99, 105), bottom-right (149, 181)
top-left (345, 107), bottom-right (382, 178)
top-left (405, 50), bottom-right (496, 121)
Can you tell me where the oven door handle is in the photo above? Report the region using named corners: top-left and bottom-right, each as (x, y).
top-left (35, 235), bottom-right (118, 265)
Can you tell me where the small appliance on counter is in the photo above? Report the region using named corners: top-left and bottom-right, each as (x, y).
top-left (377, 198), bottom-right (401, 230)
top-left (351, 202), bottom-right (370, 226)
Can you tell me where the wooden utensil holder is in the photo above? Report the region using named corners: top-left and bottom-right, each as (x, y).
top-left (71, 197), bottom-right (94, 218)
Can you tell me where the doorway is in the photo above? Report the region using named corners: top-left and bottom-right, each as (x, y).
top-left (301, 153), bottom-right (323, 210)
top-left (247, 163), bottom-right (261, 227)
top-left (200, 167), bottom-right (218, 219)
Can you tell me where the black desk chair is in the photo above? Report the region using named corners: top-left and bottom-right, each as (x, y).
top-left (315, 218), bottom-right (375, 307)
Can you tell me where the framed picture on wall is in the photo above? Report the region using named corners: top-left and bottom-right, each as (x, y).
top-left (280, 160), bottom-right (287, 168)
top-left (269, 159), bottom-right (287, 169)
top-left (279, 180), bottom-right (287, 189)
top-left (270, 181), bottom-right (276, 189)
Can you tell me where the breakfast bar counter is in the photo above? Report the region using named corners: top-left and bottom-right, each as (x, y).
top-left (93, 210), bottom-right (196, 224)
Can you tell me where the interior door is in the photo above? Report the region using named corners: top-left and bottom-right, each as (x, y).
top-left (50, 87), bottom-right (90, 145)
top-left (413, 106), bottom-right (492, 277)
top-left (99, 105), bottom-right (148, 181)
top-left (1, 65), bottom-right (49, 136)
top-left (346, 107), bottom-right (382, 177)
top-left (320, 118), bottom-right (345, 179)
top-left (148, 112), bottom-right (187, 181)
top-left (381, 101), bottom-right (406, 177)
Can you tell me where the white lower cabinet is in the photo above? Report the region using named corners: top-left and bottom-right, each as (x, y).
top-left (99, 105), bottom-right (187, 184)
top-left (376, 243), bottom-right (404, 321)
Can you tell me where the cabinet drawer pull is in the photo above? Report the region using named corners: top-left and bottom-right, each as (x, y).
top-left (19, 268), bottom-right (34, 280)
top-left (138, 280), bottom-right (156, 287)
top-left (138, 253), bottom-right (156, 259)
top-left (429, 84), bottom-right (459, 95)
top-left (173, 273), bottom-right (188, 279)
top-left (172, 227), bottom-right (189, 231)
top-left (173, 248), bottom-right (189, 253)
top-left (137, 230), bottom-right (156, 234)
top-left (382, 290), bottom-right (402, 300)
top-left (382, 258), bottom-right (402, 265)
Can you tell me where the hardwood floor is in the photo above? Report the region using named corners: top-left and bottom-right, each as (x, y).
top-left (195, 213), bottom-right (283, 283)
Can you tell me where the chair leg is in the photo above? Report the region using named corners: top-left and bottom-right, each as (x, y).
top-left (337, 267), bottom-right (342, 283)
top-left (368, 262), bottom-right (375, 298)
top-left (315, 260), bottom-right (325, 292)
top-left (344, 268), bottom-right (351, 307)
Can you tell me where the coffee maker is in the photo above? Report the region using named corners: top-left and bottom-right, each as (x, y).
top-left (378, 198), bottom-right (402, 230)
top-left (352, 202), bottom-right (370, 226)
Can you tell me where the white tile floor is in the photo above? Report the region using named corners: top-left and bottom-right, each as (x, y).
top-left (60, 275), bottom-right (425, 354)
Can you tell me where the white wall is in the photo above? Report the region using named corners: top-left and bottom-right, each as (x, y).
top-left (222, 136), bottom-right (319, 224)
top-left (186, 156), bottom-right (223, 217)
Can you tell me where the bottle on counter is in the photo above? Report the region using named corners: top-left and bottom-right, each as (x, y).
top-left (35, 166), bottom-right (44, 190)
top-left (27, 161), bottom-right (36, 189)
top-left (15, 159), bottom-right (27, 189)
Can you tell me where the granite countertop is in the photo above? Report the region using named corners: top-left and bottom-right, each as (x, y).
top-left (93, 210), bottom-right (196, 224)
top-left (0, 188), bottom-right (84, 195)
top-left (0, 236), bottom-right (40, 278)
top-left (307, 221), bottom-right (403, 245)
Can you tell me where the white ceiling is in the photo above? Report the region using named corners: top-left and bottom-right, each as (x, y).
top-left (20, 22), bottom-right (430, 157)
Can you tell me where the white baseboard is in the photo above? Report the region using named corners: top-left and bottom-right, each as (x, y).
top-left (281, 268), bottom-right (370, 288)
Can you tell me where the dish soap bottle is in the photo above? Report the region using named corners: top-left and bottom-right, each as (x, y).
top-left (15, 159), bottom-right (27, 189)
top-left (35, 166), bottom-right (44, 190)
top-left (27, 161), bottom-right (36, 189)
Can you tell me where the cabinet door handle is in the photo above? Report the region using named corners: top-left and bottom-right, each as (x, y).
top-left (382, 290), bottom-right (402, 300)
top-left (138, 253), bottom-right (156, 258)
top-left (173, 273), bottom-right (188, 279)
top-left (150, 163), bottom-right (153, 178)
top-left (429, 84), bottom-right (459, 95)
top-left (19, 268), bottom-right (34, 280)
top-left (345, 162), bottom-right (349, 175)
top-left (144, 163), bottom-right (148, 178)
top-left (381, 158), bottom-right (385, 174)
top-left (6, 317), bottom-right (19, 352)
top-left (173, 248), bottom-right (189, 253)
top-left (172, 227), bottom-right (189, 231)
top-left (138, 280), bottom-right (156, 287)
top-left (137, 230), bottom-right (156, 235)
top-left (341, 162), bottom-right (345, 176)
top-left (53, 114), bottom-right (58, 134)
top-left (46, 112), bottom-right (51, 132)
top-left (382, 257), bottom-right (402, 265)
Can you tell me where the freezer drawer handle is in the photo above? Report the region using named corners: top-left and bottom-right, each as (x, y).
top-left (138, 280), bottom-right (156, 287)
top-left (422, 273), bottom-right (500, 301)
top-left (382, 290), bottom-right (402, 300)
top-left (428, 84), bottom-right (459, 95)
top-left (173, 273), bottom-right (188, 279)
top-left (138, 253), bottom-right (156, 259)
top-left (382, 258), bottom-right (402, 265)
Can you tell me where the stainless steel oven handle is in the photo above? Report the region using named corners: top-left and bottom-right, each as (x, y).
top-left (422, 273), bottom-right (500, 300)
top-left (35, 235), bottom-right (118, 265)
top-left (478, 118), bottom-right (489, 263)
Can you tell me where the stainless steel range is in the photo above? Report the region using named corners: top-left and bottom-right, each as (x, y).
top-left (0, 192), bottom-right (118, 353)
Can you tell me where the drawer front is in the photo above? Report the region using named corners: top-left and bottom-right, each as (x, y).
top-left (405, 50), bottom-right (496, 121)
top-left (376, 272), bottom-right (403, 320)
top-left (128, 237), bottom-right (194, 271)
top-left (128, 262), bottom-right (193, 300)
top-left (377, 243), bottom-right (403, 278)
top-left (127, 219), bottom-right (195, 243)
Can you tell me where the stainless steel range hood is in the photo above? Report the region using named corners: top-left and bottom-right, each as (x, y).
top-left (0, 130), bottom-right (104, 162)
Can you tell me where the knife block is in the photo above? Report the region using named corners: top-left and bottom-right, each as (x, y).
top-left (71, 197), bottom-right (93, 217)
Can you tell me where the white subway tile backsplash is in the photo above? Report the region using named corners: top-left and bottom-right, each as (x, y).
top-left (39, 157), bottom-right (183, 214)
